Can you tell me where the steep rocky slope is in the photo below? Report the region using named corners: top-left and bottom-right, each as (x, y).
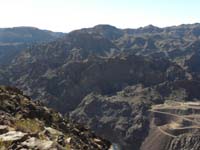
top-left (0, 86), bottom-right (111, 150)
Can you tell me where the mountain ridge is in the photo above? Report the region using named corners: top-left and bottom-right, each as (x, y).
top-left (1, 23), bottom-right (200, 149)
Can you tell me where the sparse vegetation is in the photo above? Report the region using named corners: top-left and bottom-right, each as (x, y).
top-left (0, 139), bottom-right (12, 149)
top-left (38, 132), bottom-right (47, 140)
top-left (14, 119), bottom-right (43, 133)
top-left (65, 144), bottom-right (71, 150)
top-left (51, 112), bottom-right (61, 122)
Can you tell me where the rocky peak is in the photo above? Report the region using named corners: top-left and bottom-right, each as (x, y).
top-left (75, 24), bottom-right (124, 40)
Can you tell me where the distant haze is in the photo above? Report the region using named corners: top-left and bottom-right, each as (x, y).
top-left (0, 0), bottom-right (200, 32)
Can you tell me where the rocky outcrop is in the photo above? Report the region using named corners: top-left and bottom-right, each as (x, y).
top-left (0, 86), bottom-right (111, 150)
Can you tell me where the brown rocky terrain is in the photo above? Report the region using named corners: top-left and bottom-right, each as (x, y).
top-left (0, 23), bottom-right (200, 149)
top-left (0, 86), bottom-right (111, 150)
top-left (71, 80), bottom-right (200, 150)
top-left (141, 101), bottom-right (200, 150)
top-left (7, 54), bottom-right (186, 113)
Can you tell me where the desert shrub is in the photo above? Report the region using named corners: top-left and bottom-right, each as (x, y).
top-left (0, 139), bottom-right (12, 149)
top-left (14, 119), bottom-right (43, 133)
top-left (65, 144), bottom-right (71, 150)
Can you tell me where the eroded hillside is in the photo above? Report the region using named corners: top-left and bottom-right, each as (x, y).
top-left (1, 24), bottom-right (200, 149)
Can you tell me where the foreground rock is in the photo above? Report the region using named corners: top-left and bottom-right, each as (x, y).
top-left (0, 86), bottom-right (111, 150)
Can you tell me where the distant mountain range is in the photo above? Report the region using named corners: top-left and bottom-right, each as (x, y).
top-left (0, 27), bottom-right (65, 65)
top-left (1, 23), bottom-right (200, 149)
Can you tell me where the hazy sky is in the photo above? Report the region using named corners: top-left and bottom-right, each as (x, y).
top-left (0, 0), bottom-right (199, 32)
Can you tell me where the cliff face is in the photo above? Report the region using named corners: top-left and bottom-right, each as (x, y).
top-left (0, 86), bottom-right (111, 150)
